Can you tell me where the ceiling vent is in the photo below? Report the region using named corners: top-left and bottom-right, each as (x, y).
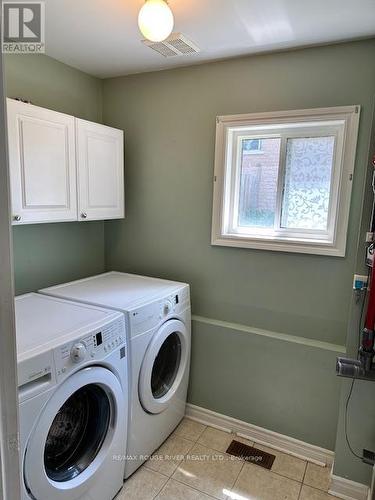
top-left (142, 33), bottom-right (200, 58)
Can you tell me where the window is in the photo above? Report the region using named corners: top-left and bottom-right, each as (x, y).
top-left (243, 138), bottom-right (262, 153)
top-left (212, 106), bottom-right (360, 256)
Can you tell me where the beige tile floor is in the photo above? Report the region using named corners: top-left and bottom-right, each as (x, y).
top-left (116, 418), bottom-right (335, 500)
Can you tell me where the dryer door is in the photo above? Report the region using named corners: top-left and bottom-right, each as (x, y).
top-left (24, 366), bottom-right (125, 500)
top-left (139, 319), bottom-right (189, 414)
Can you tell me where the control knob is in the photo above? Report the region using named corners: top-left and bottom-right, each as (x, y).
top-left (71, 342), bottom-right (87, 363)
top-left (163, 301), bottom-right (172, 316)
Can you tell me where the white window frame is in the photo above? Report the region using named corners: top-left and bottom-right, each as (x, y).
top-left (211, 106), bottom-right (360, 257)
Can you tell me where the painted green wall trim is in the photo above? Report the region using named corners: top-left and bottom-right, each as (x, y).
top-left (192, 315), bottom-right (346, 353)
top-left (103, 39), bottom-right (375, 346)
top-left (5, 42), bottom-right (375, 483)
top-left (4, 54), bottom-right (106, 295)
top-left (102, 39), bottom-right (375, 455)
top-left (188, 320), bottom-right (342, 449)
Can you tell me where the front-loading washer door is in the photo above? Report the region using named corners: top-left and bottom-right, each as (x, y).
top-left (139, 319), bottom-right (189, 414)
top-left (24, 366), bottom-right (124, 500)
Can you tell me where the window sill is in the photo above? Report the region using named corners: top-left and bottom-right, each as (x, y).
top-left (211, 234), bottom-right (345, 257)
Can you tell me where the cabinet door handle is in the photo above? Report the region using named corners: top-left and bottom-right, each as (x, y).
top-left (13, 215), bottom-right (21, 221)
top-left (80, 212), bottom-right (88, 219)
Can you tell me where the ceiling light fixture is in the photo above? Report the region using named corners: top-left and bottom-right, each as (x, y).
top-left (138, 0), bottom-right (174, 43)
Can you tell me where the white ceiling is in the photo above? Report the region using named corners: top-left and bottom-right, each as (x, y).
top-left (44, 0), bottom-right (375, 78)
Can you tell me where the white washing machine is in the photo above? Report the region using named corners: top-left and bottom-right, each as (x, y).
top-left (16, 293), bottom-right (128, 500)
top-left (40, 272), bottom-right (191, 478)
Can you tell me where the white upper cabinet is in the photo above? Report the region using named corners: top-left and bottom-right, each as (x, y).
top-left (6, 99), bottom-right (125, 225)
top-left (76, 119), bottom-right (124, 221)
top-left (7, 99), bottom-right (77, 224)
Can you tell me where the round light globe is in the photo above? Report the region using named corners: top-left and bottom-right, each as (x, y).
top-left (138, 0), bottom-right (174, 42)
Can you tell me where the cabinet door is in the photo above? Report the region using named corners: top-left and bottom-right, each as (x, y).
top-left (76, 119), bottom-right (124, 221)
top-left (7, 99), bottom-right (77, 224)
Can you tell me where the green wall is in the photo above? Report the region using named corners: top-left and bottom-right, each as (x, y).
top-left (102, 40), bottom-right (375, 452)
top-left (6, 41), bottom-right (375, 485)
top-left (191, 320), bottom-right (342, 448)
top-left (4, 55), bottom-right (106, 294)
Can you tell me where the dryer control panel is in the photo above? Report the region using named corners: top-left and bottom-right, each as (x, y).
top-left (54, 316), bottom-right (126, 381)
top-left (129, 284), bottom-right (190, 338)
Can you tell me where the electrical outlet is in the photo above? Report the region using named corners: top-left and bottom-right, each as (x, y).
top-left (353, 274), bottom-right (368, 290)
top-left (367, 245), bottom-right (374, 267)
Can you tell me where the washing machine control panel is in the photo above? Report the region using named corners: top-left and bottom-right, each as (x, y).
top-left (54, 316), bottom-right (126, 380)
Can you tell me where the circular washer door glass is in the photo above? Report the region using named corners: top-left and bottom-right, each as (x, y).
top-left (44, 384), bottom-right (111, 482)
top-left (151, 332), bottom-right (182, 399)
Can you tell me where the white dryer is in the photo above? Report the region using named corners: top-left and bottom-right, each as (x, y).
top-left (16, 293), bottom-right (128, 500)
top-left (40, 272), bottom-right (191, 478)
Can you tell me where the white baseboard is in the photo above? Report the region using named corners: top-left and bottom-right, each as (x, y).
top-left (186, 403), bottom-right (334, 466)
top-left (329, 474), bottom-right (369, 500)
top-left (368, 465), bottom-right (375, 500)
